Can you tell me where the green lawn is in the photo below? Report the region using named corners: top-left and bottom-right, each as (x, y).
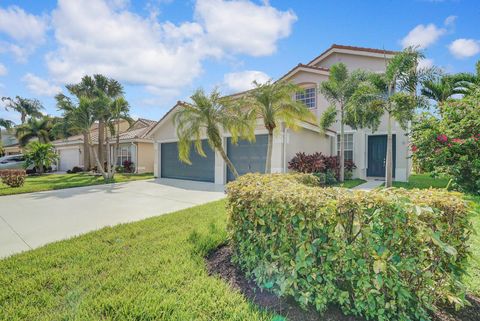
top-left (0, 200), bottom-right (270, 321)
top-left (0, 172), bottom-right (154, 196)
top-left (0, 176), bottom-right (478, 320)
top-left (333, 178), bottom-right (366, 188)
top-left (392, 173), bottom-right (450, 189)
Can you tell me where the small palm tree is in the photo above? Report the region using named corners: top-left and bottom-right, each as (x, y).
top-left (319, 63), bottom-right (373, 182)
top-left (24, 142), bottom-right (58, 174)
top-left (243, 80), bottom-right (314, 173)
top-left (1, 96), bottom-right (44, 124)
top-left (174, 89), bottom-right (254, 179)
top-left (105, 96), bottom-right (133, 178)
top-left (421, 74), bottom-right (467, 111)
top-left (349, 47), bottom-right (434, 187)
top-left (0, 118), bottom-right (14, 144)
top-left (15, 116), bottom-right (53, 146)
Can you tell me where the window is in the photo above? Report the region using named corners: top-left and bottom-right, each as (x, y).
top-left (116, 146), bottom-right (132, 166)
top-left (337, 134), bottom-right (353, 161)
top-left (295, 87), bottom-right (316, 108)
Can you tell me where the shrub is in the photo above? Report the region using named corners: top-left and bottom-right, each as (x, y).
top-left (0, 169), bottom-right (26, 187)
top-left (287, 152), bottom-right (326, 173)
top-left (288, 152), bottom-right (356, 182)
top-left (411, 90), bottom-right (480, 194)
top-left (67, 166), bottom-right (83, 174)
top-left (227, 174), bottom-right (473, 321)
top-left (122, 160), bottom-right (135, 173)
top-left (24, 142), bottom-right (58, 174)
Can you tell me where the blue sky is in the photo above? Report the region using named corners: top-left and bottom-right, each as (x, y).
top-left (0, 0), bottom-right (479, 123)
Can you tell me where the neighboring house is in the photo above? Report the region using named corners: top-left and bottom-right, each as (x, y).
top-left (147, 44), bottom-right (411, 184)
top-left (52, 118), bottom-right (156, 173)
top-left (1, 130), bottom-right (21, 155)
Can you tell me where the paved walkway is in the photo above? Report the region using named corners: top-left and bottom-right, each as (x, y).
top-left (0, 179), bottom-right (225, 258)
top-left (352, 179), bottom-right (385, 191)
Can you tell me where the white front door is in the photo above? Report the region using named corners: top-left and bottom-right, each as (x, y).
top-left (59, 148), bottom-right (80, 171)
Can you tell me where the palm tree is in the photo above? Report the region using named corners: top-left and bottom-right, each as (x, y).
top-left (174, 89), bottom-right (254, 179)
top-left (63, 96), bottom-right (110, 180)
top-left (421, 74), bottom-right (467, 111)
top-left (349, 47), bottom-right (433, 187)
top-left (1, 96), bottom-right (44, 124)
top-left (15, 116), bottom-right (53, 146)
top-left (243, 80), bottom-right (314, 173)
top-left (56, 93), bottom-right (92, 170)
top-left (105, 96), bottom-right (133, 178)
top-left (0, 118), bottom-right (14, 145)
top-left (318, 63), bottom-right (372, 182)
top-left (66, 75), bottom-right (124, 165)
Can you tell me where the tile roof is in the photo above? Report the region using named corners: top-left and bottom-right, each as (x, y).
top-left (307, 44), bottom-right (398, 66)
top-left (52, 118), bottom-right (156, 145)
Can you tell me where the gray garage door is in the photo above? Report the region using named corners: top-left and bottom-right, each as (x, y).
top-left (227, 134), bottom-right (268, 182)
top-left (161, 140), bottom-right (215, 182)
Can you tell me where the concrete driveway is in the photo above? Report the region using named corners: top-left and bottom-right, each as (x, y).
top-left (0, 179), bottom-right (225, 258)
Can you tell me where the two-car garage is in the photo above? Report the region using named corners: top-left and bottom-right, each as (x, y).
top-left (158, 134), bottom-right (268, 184)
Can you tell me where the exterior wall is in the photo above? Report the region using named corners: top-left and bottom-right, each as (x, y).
top-left (285, 127), bottom-right (332, 168)
top-left (136, 142), bottom-right (154, 173)
top-left (289, 51), bottom-right (410, 182)
top-left (55, 144), bottom-right (83, 169)
top-left (313, 52), bottom-right (388, 73)
top-left (287, 71), bottom-right (330, 119)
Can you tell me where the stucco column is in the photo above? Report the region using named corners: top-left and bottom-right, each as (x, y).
top-left (270, 128), bottom-right (285, 173)
top-left (153, 142), bottom-right (159, 177)
top-left (214, 138), bottom-right (226, 184)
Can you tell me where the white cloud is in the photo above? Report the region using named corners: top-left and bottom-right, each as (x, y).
top-left (45, 0), bottom-right (295, 94)
top-left (195, 0), bottom-right (297, 56)
top-left (449, 39), bottom-right (480, 59)
top-left (417, 58), bottom-right (434, 70)
top-left (0, 64), bottom-right (7, 76)
top-left (224, 70), bottom-right (270, 92)
top-left (401, 23), bottom-right (446, 49)
top-left (0, 5), bottom-right (48, 61)
top-left (46, 0), bottom-right (209, 89)
top-left (22, 73), bottom-right (62, 97)
top-left (444, 15), bottom-right (457, 26)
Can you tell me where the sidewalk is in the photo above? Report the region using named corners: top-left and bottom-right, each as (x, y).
top-left (352, 180), bottom-right (384, 191)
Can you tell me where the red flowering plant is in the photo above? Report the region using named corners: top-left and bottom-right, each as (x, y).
top-left (411, 90), bottom-right (480, 194)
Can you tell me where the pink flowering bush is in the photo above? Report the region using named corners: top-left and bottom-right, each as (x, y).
top-left (411, 90), bottom-right (480, 194)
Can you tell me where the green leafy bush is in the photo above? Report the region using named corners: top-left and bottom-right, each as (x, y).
top-left (411, 90), bottom-right (480, 194)
top-left (24, 142), bottom-right (58, 174)
top-left (0, 169), bottom-right (26, 187)
top-left (227, 174), bottom-right (473, 321)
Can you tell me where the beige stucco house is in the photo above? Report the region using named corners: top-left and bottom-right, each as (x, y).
top-left (52, 118), bottom-right (156, 173)
top-left (147, 44), bottom-right (411, 184)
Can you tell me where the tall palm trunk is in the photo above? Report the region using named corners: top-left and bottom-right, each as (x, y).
top-left (385, 84), bottom-right (394, 188)
top-left (217, 143), bottom-right (239, 178)
top-left (88, 131), bottom-right (108, 180)
top-left (82, 132), bottom-right (90, 171)
top-left (265, 129), bottom-right (274, 173)
top-left (339, 105), bottom-right (345, 182)
top-left (98, 119), bottom-right (105, 166)
top-left (385, 112), bottom-right (393, 187)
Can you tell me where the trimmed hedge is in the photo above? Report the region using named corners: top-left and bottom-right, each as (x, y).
top-left (227, 174), bottom-right (473, 321)
top-left (0, 169), bottom-right (26, 187)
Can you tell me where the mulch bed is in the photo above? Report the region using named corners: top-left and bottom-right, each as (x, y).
top-left (206, 245), bottom-right (480, 321)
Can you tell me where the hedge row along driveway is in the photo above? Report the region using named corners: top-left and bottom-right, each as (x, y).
top-left (227, 173), bottom-right (474, 321)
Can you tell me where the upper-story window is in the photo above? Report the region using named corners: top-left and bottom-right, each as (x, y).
top-left (295, 87), bottom-right (316, 109)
